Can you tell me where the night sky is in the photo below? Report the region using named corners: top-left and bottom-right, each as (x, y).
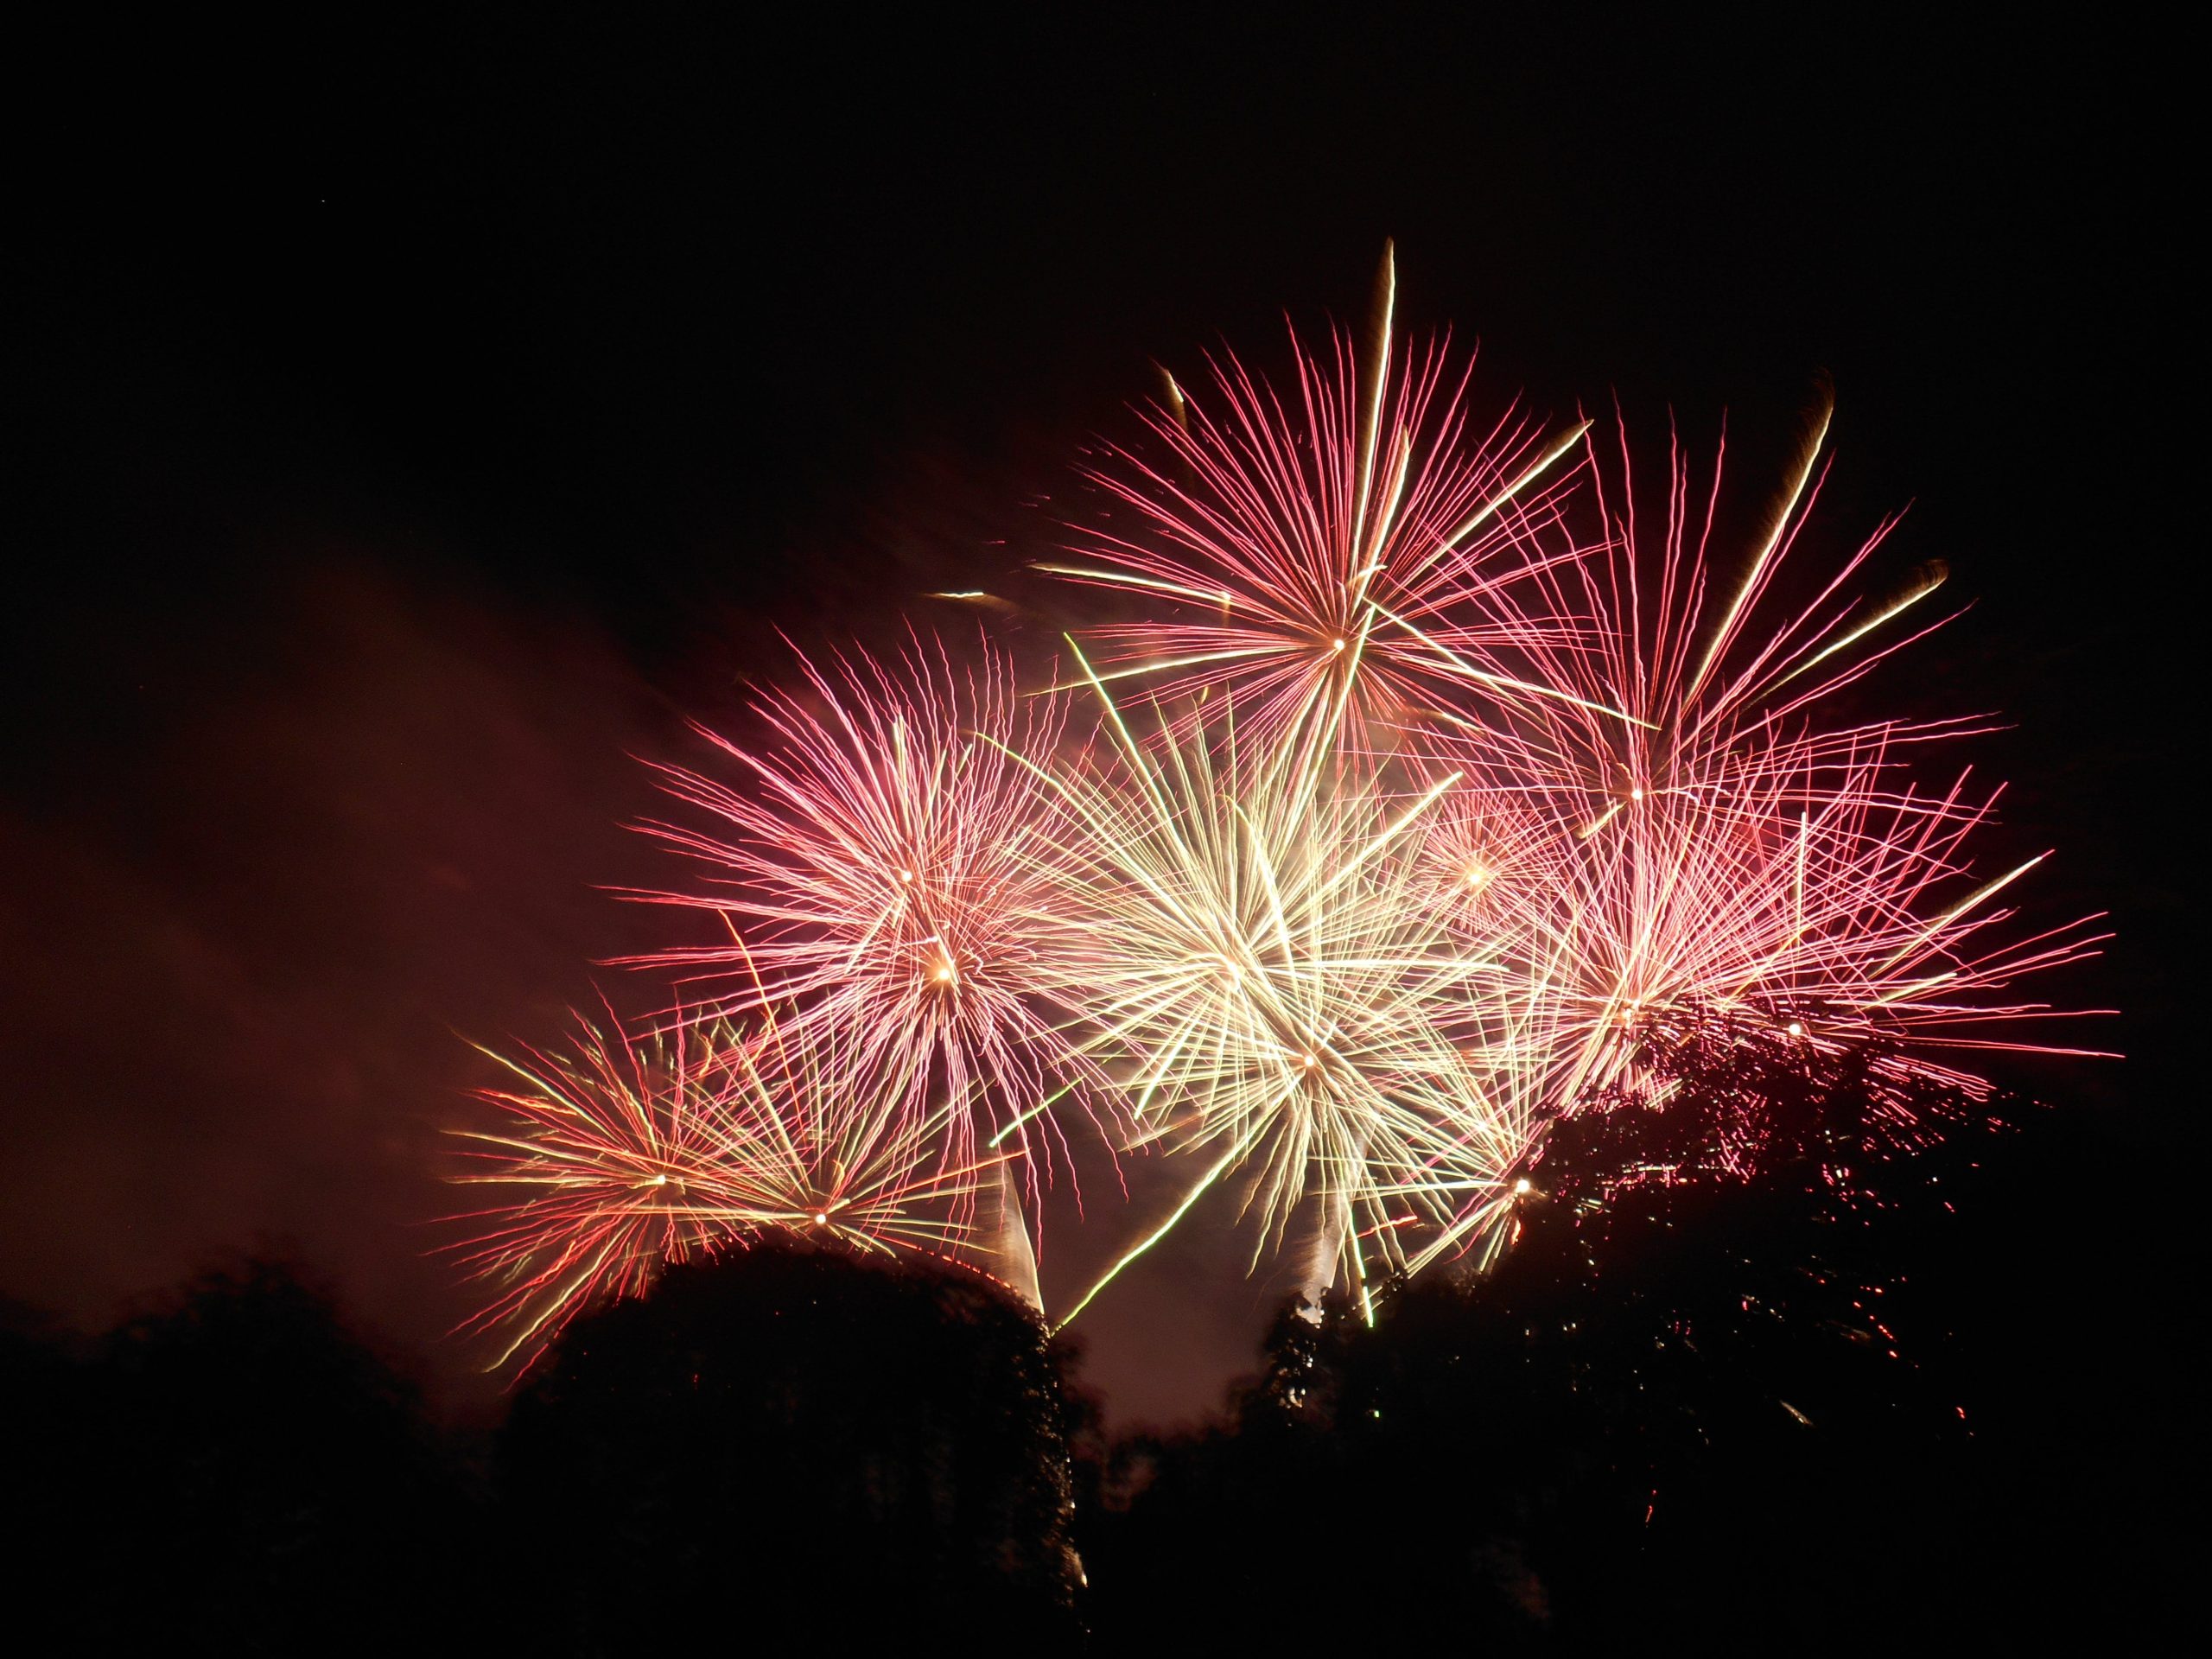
top-left (10, 13), bottom-right (2191, 1426)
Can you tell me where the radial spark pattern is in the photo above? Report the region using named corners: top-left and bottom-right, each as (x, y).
top-left (1005, 657), bottom-right (1563, 1322)
top-left (448, 253), bottom-right (2107, 1355)
top-left (447, 1011), bottom-right (1011, 1369)
top-left (1039, 245), bottom-right (1596, 766)
top-left (1424, 402), bottom-right (2111, 1117)
top-left (623, 637), bottom-right (1097, 1178)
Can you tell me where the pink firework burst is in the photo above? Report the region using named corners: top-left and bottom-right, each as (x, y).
top-left (1431, 388), bottom-right (2112, 1113)
top-left (621, 632), bottom-right (1102, 1183)
top-left (436, 251), bottom-right (2119, 1335)
top-left (1039, 244), bottom-right (1595, 766)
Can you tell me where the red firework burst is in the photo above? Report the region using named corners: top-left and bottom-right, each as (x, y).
top-left (445, 1007), bottom-right (1018, 1370)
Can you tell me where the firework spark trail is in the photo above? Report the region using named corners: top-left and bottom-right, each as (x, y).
top-left (445, 1007), bottom-right (1022, 1370)
top-left (618, 633), bottom-right (1106, 1189)
top-left (1038, 321), bottom-right (2107, 1291)
top-left (1039, 244), bottom-right (1603, 768)
top-left (447, 253), bottom-right (2112, 1345)
top-left (1395, 391), bottom-right (2113, 1260)
top-left (1005, 647), bottom-right (1554, 1323)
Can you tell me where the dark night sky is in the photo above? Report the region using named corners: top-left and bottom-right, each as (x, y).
top-left (9, 12), bottom-right (2193, 1425)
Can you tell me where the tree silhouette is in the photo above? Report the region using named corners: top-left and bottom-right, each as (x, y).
top-left (2, 1299), bottom-right (94, 1643)
top-left (497, 1243), bottom-right (1081, 1651)
top-left (25, 1258), bottom-right (480, 1651)
top-left (1080, 1028), bottom-right (2110, 1650)
top-left (1325, 1027), bottom-right (2030, 1646)
top-left (1, 1037), bottom-right (2171, 1649)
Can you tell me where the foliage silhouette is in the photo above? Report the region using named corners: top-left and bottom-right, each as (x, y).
top-left (1076, 1031), bottom-right (2145, 1649)
top-left (2, 1259), bottom-right (480, 1652)
top-left (1, 1039), bottom-right (2180, 1648)
top-left (498, 1243), bottom-right (1082, 1651)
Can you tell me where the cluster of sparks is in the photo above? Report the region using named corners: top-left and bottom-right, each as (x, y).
top-left (452, 247), bottom-right (2108, 1367)
top-left (446, 1006), bottom-right (1032, 1369)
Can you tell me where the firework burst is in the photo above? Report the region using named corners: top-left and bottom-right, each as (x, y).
top-left (1425, 392), bottom-right (2111, 1128)
top-left (445, 251), bottom-right (2110, 1342)
top-left (1039, 244), bottom-right (1601, 766)
top-left (1006, 652), bottom-right (1555, 1322)
top-left (622, 634), bottom-right (1101, 1181)
top-left (446, 1008), bottom-right (1014, 1370)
